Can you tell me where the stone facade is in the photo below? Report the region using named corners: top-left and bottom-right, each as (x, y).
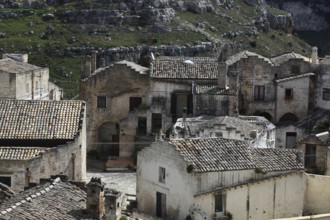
top-left (0, 55), bottom-right (62, 100)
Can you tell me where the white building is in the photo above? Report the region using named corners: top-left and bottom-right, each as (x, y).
top-left (137, 138), bottom-right (304, 220)
top-left (0, 55), bottom-right (62, 100)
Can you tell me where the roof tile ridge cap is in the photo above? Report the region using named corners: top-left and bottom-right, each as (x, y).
top-left (0, 178), bottom-right (60, 216)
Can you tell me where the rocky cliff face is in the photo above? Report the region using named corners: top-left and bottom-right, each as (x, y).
top-left (266, 0), bottom-right (330, 31)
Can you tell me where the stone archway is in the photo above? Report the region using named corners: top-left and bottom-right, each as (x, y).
top-left (98, 122), bottom-right (120, 158)
top-left (279, 113), bottom-right (299, 123)
top-left (253, 111), bottom-right (272, 122)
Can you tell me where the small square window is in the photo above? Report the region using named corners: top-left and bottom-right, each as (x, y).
top-left (254, 85), bottom-right (265, 101)
top-left (130, 97), bottom-right (142, 111)
top-left (159, 167), bottom-right (165, 183)
top-left (323, 88), bottom-right (330, 101)
top-left (97, 96), bottom-right (106, 108)
top-left (285, 89), bottom-right (293, 100)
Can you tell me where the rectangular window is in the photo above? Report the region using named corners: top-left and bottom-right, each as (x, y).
top-left (285, 89), bottom-right (293, 100)
top-left (323, 88), bottom-right (330, 100)
top-left (305, 144), bottom-right (316, 169)
top-left (215, 194), bottom-right (225, 216)
top-left (129, 97), bottom-right (142, 111)
top-left (152, 113), bottom-right (162, 133)
top-left (159, 167), bottom-right (166, 183)
top-left (286, 132), bottom-right (297, 148)
top-left (254, 85), bottom-right (265, 100)
top-left (0, 176), bottom-right (11, 187)
top-left (97, 96), bottom-right (106, 108)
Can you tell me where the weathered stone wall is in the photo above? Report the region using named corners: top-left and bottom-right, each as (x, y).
top-left (315, 61), bottom-right (330, 110)
top-left (80, 62), bottom-right (149, 156)
top-left (276, 76), bottom-right (311, 122)
top-left (0, 71), bottom-right (15, 99)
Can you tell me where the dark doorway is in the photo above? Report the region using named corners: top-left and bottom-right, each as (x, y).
top-left (137, 117), bottom-right (147, 135)
top-left (99, 122), bottom-right (120, 159)
top-left (0, 176), bottom-right (11, 187)
top-left (156, 192), bottom-right (166, 218)
top-left (171, 92), bottom-right (193, 122)
top-left (152, 113), bottom-right (162, 133)
top-left (305, 144), bottom-right (316, 169)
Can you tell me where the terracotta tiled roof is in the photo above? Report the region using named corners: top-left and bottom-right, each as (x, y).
top-left (275, 72), bottom-right (314, 83)
top-left (0, 58), bottom-right (42, 74)
top-left (0, 100), bottom-right (85, 140)
top-left (151, 56), bottom-right (219, 79)
top-left (271, 52), bottom-right (311, 66)
top-left (0, 147), bottom-right (48, 160)
top-left (252, 148), bottom-right (303, 172)
top-left (0, 178), bottom-right (96, 220)
top-left (225, 51), bottom-right (272, 66)
top-left (169, 138), bottom-right (303, 172)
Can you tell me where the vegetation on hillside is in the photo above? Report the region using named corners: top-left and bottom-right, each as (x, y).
top-left (0, 0), bottom-right (312, 98)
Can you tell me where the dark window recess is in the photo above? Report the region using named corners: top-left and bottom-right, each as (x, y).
top-left (323, 88), bottom-right (330, 101)
top-left (254, 86), bottom-right (265, 100)
top-left (152, 114), bottom-right (162, 133)
top-left (291, 65), bottom-right (300, 74)
top-left (97, 96), bottom-right (106, 108)
top-left (159, 167), bottom-right (166, 183)
top-left (129, 97), bottom-right (142, 111)
top-left (215, 194), bottom-right (224, 213)
top-left (137, 117), bottom-right (147, 135)
top-left (0, 176), bottom-right (11, 187)
top-left (285, 89), bottom-right (293, 100)
top-left (305, 144), bottom-right (316, 169)
top-left (286, 132), bottom-right (297, 148)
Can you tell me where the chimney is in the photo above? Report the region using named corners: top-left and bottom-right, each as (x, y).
top-left (217, 62), bottom-right (227, 88)
top-left (228, 69), bottom-right (239, 117)
top-left (312, 46), bottom-right (319, 64)
top-left (85, 55), bottom-right (92, 78)
top-left (91, 51), bottom-right (97, 73)
top-left (86, 177), bottom-right (105, 219)
top-left (104, 189), bottom-right (127, 220)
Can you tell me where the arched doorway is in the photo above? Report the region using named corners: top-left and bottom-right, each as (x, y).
top-left (279, 113), bottom-right (299, 123)
top-left (98, 122), bottom-right (120, 158)
top-left (253, 111), bottom-right (272, 122)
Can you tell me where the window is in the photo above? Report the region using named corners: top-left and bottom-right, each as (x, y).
top-left (129, 97), bottom-right (142, 111)
top-left (323, 88), bottom-right (330, 100)
top-left (291, 65), bottom-right (300, 74)
top-left (215, 194), bottom-right (225, 216)
top-left (159, 167), bottom-right (165, 183)
top-left (254, 85), bottom-right (265, 100)
top-left (152, 113), bottom-right (162, 133)
top-left (305, 144), bottom-right (316, 169)
top-left (286, 132), bottom-right (297, 148)
top-left (97, 96), bottom-right (106, 108)
top-left (285, 89), bottom-right (293, 100)
top-left (137, 117), bottom-right (147, 135)
top-left (0, 176), bottom-right (11, 187)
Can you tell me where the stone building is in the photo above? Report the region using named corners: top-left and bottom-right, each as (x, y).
top-left (0, 54), bottom-right (62, 100)
top-left (137, 137), bottom-right (304, 220)
top-left (80, 55), bottom-right (229, 163)
top-left (0, 99), bottom-right (86, 192)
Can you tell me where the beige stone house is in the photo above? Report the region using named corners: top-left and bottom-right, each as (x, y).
top-left (0, 99), bottom-right (86, 192)
top-left (136, 137), bottom-right (304, 220)
top-left (0, 55), bottom-right (62, 100)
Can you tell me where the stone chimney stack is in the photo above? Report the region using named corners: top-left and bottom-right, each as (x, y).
top-left (217, 62), bottom-right (227, 88)
top-left (312, 46), bottom-right (319, 64)
top-left (91, 51), bottom-right (97, 73)
top-left (86, 177), bottom-right (105, 219)
top-left (228, 68), bottom-right (239, 117)
top-left (80, 55), bottom-right (92, 79)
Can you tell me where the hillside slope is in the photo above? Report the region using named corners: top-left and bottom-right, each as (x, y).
top-left (0, 0), bottom-right (313, 98)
